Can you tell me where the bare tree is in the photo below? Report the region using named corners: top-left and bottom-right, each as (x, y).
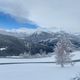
top-left (54, 34), bottom-right (74, 67)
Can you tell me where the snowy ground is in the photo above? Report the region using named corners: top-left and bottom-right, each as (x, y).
top-left (0, 56), bottom-right (55, 63)
top-left (0, 63), bottom-right (80, 80)
top-left (72, 51), bottom-right (80, 60)
top-left (0, 51), bottom-right (80, 80)
top-left (0, 51), bottom-right (80, 63)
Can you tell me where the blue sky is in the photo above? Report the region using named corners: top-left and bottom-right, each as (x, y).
top-left (0, 0), bottom-right (80, 33)
top-left (0, 11), bottom-right (38, 29)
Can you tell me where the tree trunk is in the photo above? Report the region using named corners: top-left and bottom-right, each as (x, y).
top-left (61, 63), bottom-right (64, 67)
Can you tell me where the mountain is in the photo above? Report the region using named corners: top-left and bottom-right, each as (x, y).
top-left (26, 31), bottom-right (54, 42)
top-left (38, 31), bottom-right (80, 49)
top-left (0, 29), bottom-right (80, 56)
top-left (24, 31), bottom-right (80, 55)
top-left (25, 31), bottom-right (80, 43)
top-left (0, 34), bottom-right (26, 56)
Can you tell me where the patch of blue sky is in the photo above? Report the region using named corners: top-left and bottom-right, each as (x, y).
top-left (0, 12), bottom-right (38, 29)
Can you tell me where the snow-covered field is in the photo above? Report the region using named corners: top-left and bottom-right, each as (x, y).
top-left (72, 51), bottom-right (80, 60)
top-left (0, 55), bottom-right (55, 63)
top-left (0, 63), bottom-right (80, 80)
top-left (0, 51), bottom-right (80, 80)
top-left (0, 51), bottom-right (80, 63)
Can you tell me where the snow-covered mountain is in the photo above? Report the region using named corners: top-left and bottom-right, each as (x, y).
top-left (26, 31), bottom-right (54, 42)
top-left (0, 29), bottom-right (80, 56)
top-left (0, 33), bottom-right (26, 56)
top-left (25, 31), bottom-right (80, 43)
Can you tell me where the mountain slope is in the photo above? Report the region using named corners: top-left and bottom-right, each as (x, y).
top-left (24, 31), bottom-right (80, 55)
top-left (26, 31), bottom-right (54, 42)
top-left (0, 31), bottom-right (80, 56)
top-left (0, 34), bottom-right (26, 56)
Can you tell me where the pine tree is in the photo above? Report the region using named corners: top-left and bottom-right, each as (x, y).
top-left (54, 33), bottom-right (74, 67)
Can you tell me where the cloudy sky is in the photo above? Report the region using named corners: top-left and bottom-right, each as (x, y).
top-left (0, 0), bottom-right (80, 33)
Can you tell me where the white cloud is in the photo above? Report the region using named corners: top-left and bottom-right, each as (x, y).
top-left (0, 26), bottom-right (60, 35)
top-left (0, 0), bottom-right (29, 18)
top-left (6, 28), bottom-right (36, 34)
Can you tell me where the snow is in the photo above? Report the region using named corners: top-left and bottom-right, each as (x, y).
top-left (0, 51), bottom-right (80, 80)
top-left (0, 55), bottom-right (55, 63)
top-left (72, 51), bottom-right (80, 60)
top-left (0, 47), bottom-right (7, 51)
top-left (0, 63), bottom-right (80, 80)
top-left (0, 51), bottom-right (80, 63)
